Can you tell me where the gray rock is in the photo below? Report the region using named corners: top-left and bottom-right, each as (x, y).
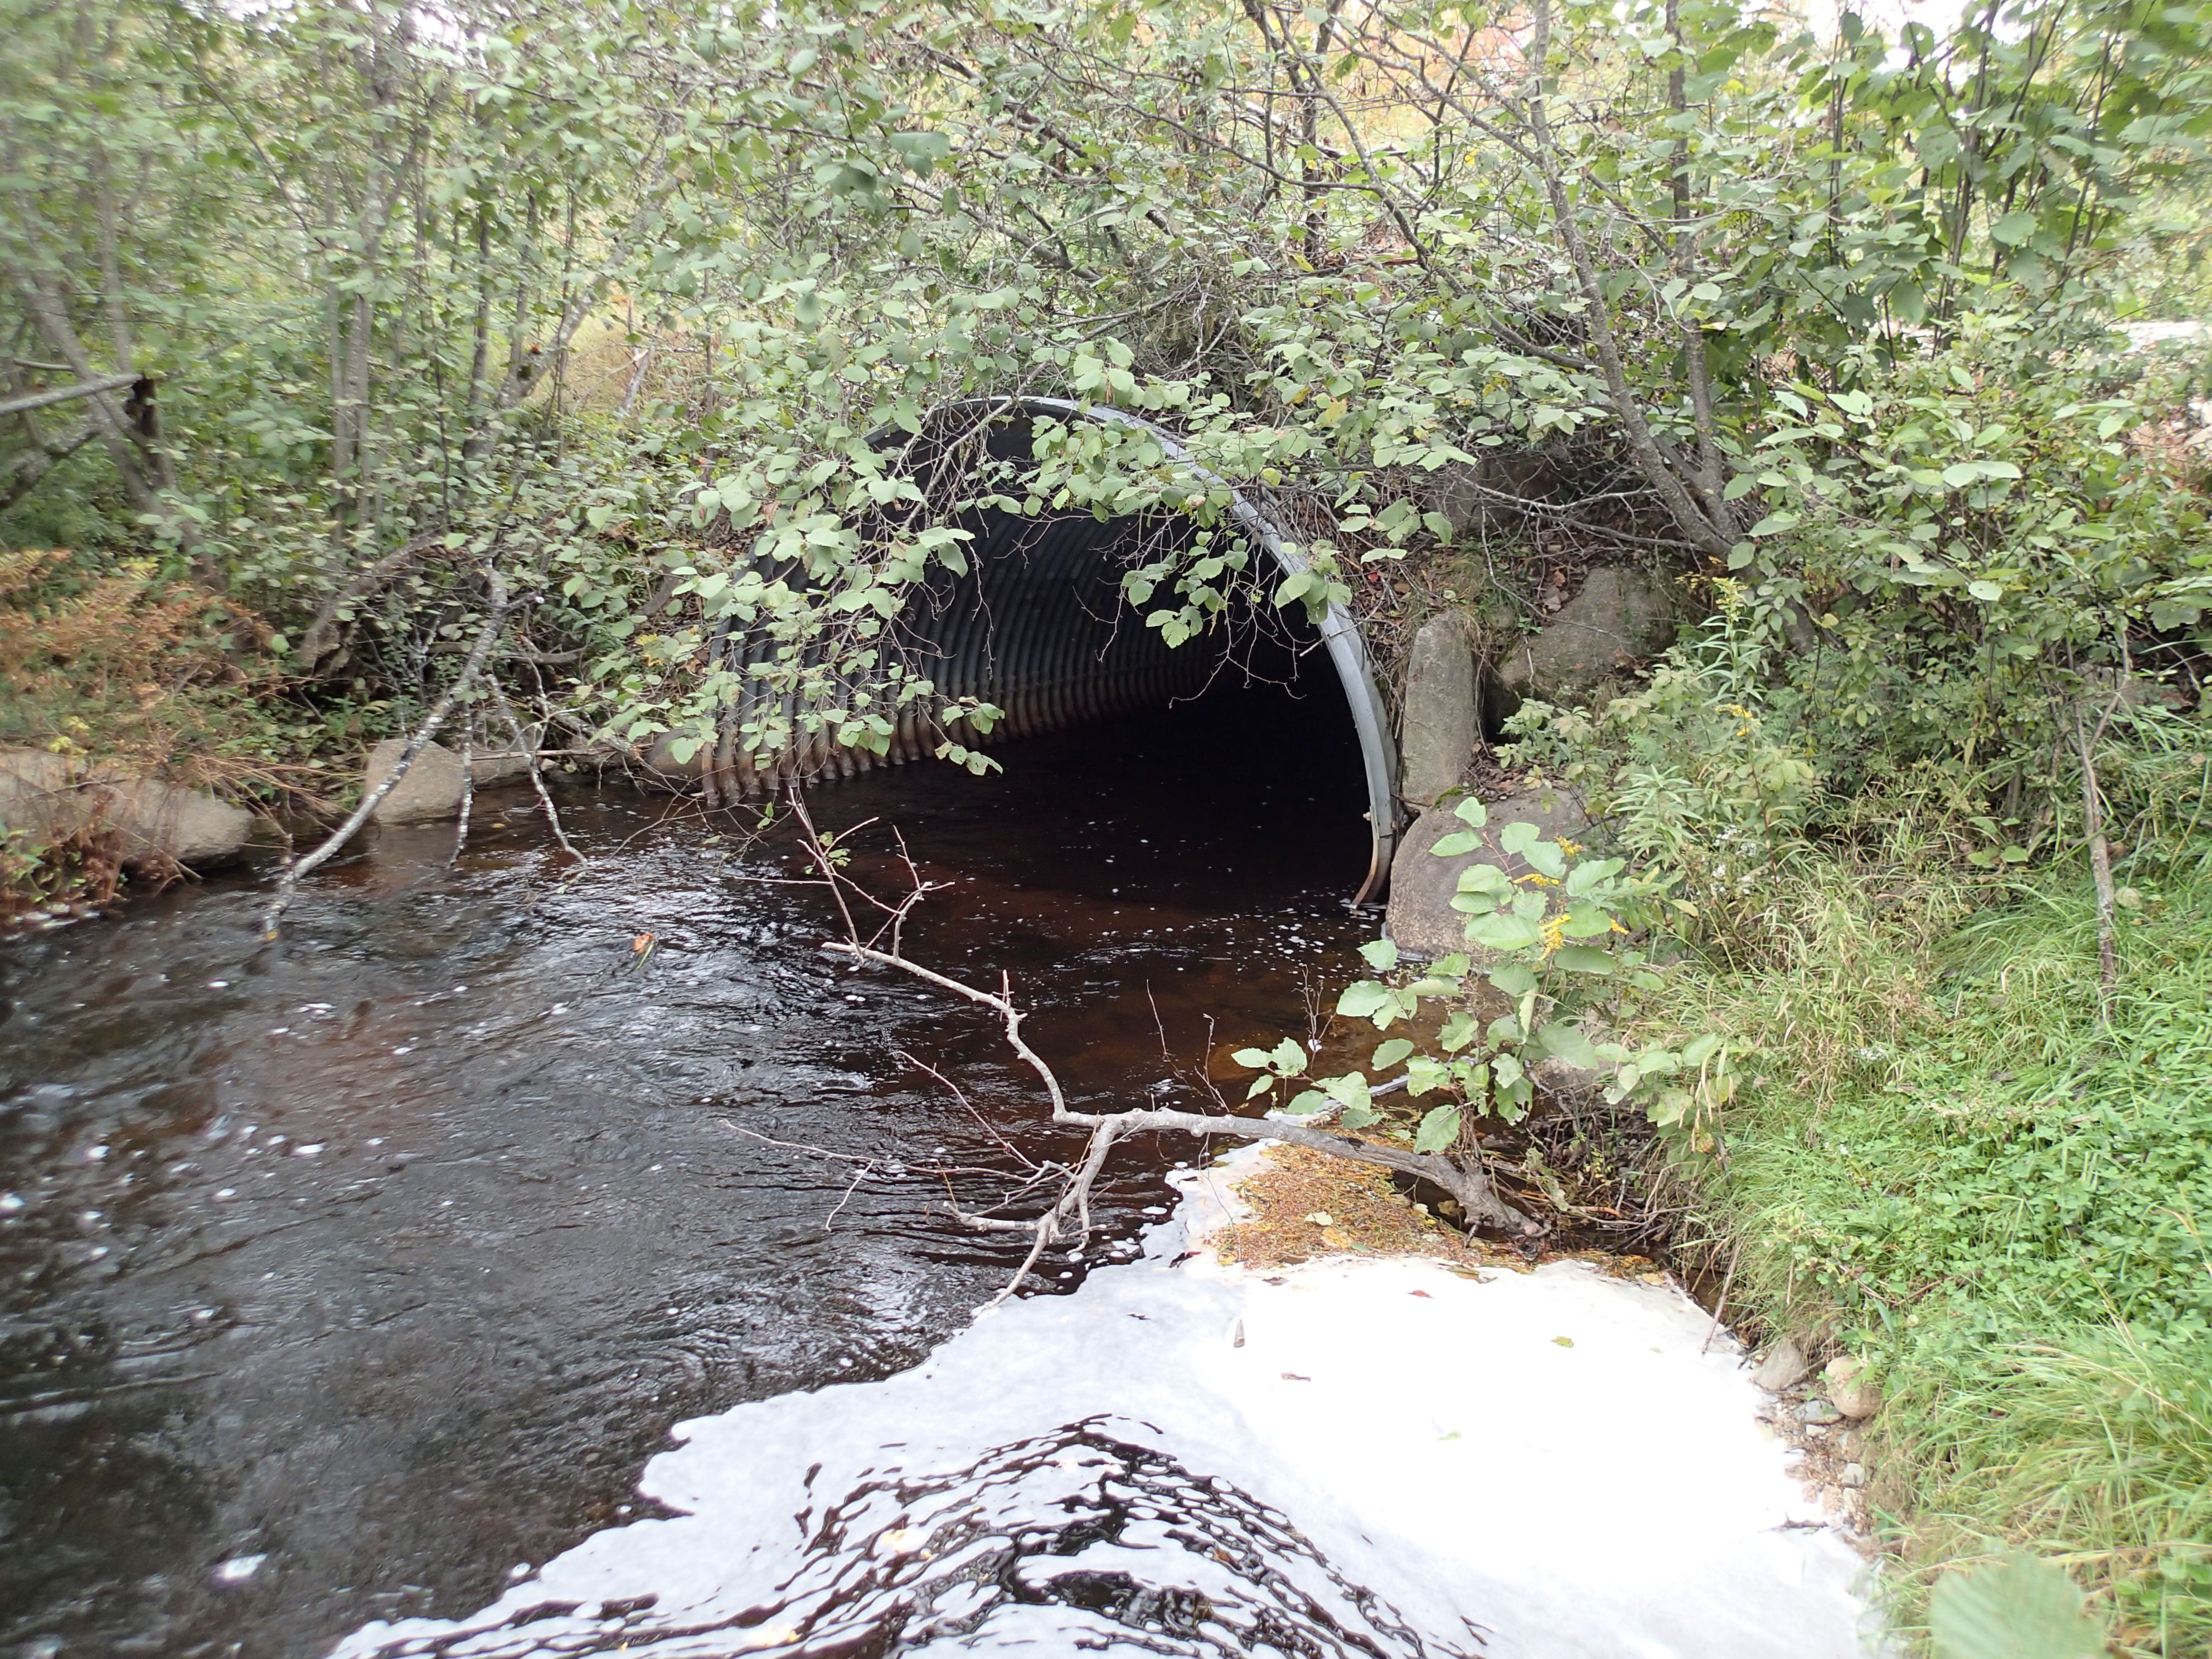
top-left (0, 749), bottom-right (252, 872)
top-left (1825, 1356), bottom-right (1884, 1420)
top-left (1752, 1337), bottom-right (1813, 1393)
top-left (1492, 565), bottom-right (1684, 707)
top-left (1428, 452), bottom-right (1560, 539)
top-left (1398, 613), bottom-right (1479, 807)
top-left (1836, 1427), bottom-right (1866, 1461)
top-left (467, 724), bottom-right (543, 787)
top-left (1839, 1463), bottom-right (1867, 1490)
top-left (642, 729), bottom-right (708, 781)
top-left (1794, 1399), bottom-right (1842, 1425)
top-left (363, 739), bottom-right (468, 824)
top-left (1382, 784), bottom-right (1590, 960)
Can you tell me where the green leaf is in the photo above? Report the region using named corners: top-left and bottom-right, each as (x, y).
top-left (1929, 1554), bottom-right (2104, 1659)
top-left (1430, 831), bottom-right (1484, 856)
top-left (1231, 1047), bottom-right (1273, 1069)
top-left (1521, 839), bottom-right (1567, 880)
top-left (1336, 981), bottom-right (1395, 1020)
top-left (1321, 1072), bottom-right (1372, 1109)
top-left (1372, 1037), bottom-right (1415, 1069)
top-left (1438, 1010), bottom-right (1478, 1052)
top-left (1283, 1089), bottom-right (1329, 1116)
top-left (1990, 211), bottom-right (2039, 247)
top-left (1269, 1037), bottom-right (1308, 1075)
top-left (1552, 945), bottom-right (1616, 974)
top-left (1360, 938), bottom-right (1400, 972)
top-left (1488, 961), bottom-right (1538, 996)
top-left (1537, 1021), bottom-right (1604, 1069)
top-left (1412, 1103), bottom-right (1462, 1154)
top-left (1405, 1055), bottom-right (1452, 1095)
top-left (1967, 579), bottom-right (2003, 602)
top-left (1456, 864), bottom-right (1513, 898)
top-left (1453, 797), bottom-right (1489, 828)
top-left (1246, 1075), bottom-right (1276, 1099)
top-left (1465, 912), bottom-right (1544, 951)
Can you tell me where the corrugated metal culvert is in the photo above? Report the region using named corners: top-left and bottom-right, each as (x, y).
top-left (672, 397), bottom-right (1401, 898)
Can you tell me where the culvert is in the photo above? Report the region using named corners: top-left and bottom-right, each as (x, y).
top-left (678, 396), bottom-right (1401, 899)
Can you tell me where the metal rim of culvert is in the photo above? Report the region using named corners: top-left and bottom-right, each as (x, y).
top-left (913, 395), bottom-right (1401, 904)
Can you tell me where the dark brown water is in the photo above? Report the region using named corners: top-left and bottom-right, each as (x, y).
top-left (0, 681), bottom-right (1371, 1659)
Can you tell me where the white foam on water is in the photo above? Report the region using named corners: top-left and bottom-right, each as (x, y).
top-left (330, 1147), bottom-right (1881, 1658)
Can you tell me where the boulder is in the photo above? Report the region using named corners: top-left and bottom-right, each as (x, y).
top-left (1492, 565), bottom-right (1684, 707)
top-left (642, 729), bottom-right (709, 781)
top-left (1398, 612), bottom-right (1479, 807)
top-left (0, 748), bottom-right (253, 872)
top-left (1824, 1356), bottom-right (1883, 1420)
top-left (360, 725), bottom-right (546, 823)
top-left (1383, 783), bottom-right (1590, 959)
top-left (1752, 1337), bottom-right (1813, 1394)
top-left (363, 739), bottom-right (467, 824)
top-left (1428, 452), bottom-right (1561, 539)
top-left (468, 724), bottom-right (543, 787)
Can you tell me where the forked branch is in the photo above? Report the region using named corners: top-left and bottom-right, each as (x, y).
top-left (796, 840), bottom-right (1531, 1312)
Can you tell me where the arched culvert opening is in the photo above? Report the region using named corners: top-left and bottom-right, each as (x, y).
top-left (873, 399), bottom-right (1401, 902)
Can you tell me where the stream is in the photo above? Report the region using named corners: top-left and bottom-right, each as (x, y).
top-left (0, 680), bottom-right (1374, 1659)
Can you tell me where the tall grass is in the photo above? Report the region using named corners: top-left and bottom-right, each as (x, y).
top-left (1642, 806), bottom-right (2212, 1653)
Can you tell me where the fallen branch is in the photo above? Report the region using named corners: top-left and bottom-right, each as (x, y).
top-left (0, 370), bottom-right (142, 420)
top-left (260, 565), bottom-right (508, 939)
top-left (823, 935), bottom-right (1531, 1310)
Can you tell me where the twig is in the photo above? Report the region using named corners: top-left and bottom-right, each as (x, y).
top-left (449, 721), bottom-right (477, 869)
top-left (823, 1160), bottom-right (874, 1231)
top-left (488, 675), bottom-right (581, 862)
top-left (1701, 1240), bottom-right (1741, 1355)
top-left (896, 1047), bottom-right (1042, 1172)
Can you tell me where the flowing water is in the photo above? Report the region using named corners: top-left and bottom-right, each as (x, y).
top-left (0, 681), bottom-right (1374, 1659)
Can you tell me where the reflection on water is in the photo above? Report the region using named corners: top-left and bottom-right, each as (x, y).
top-left (0, 682), bottom-right (1369, 1658)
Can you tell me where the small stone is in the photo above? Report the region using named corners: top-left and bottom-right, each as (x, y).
top-left (1839, 1463), bottom-right (1867, 1489)
top-left (1794, 1399), bottom-right (1842, 1425)
top-left (1825, 1356), bottom-right (1884, 1420)
top-left (1753, 1337), bottom-right (1812, 1393)
top-left (1836, 1428), bottom-right (1865, 1460)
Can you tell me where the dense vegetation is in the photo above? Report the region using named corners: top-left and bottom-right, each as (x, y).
top-left (4, 0), bottom-right (2210, 1648)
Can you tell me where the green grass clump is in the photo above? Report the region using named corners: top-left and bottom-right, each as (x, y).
top-left (1653, 855), bottom-right (2212, 1654)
